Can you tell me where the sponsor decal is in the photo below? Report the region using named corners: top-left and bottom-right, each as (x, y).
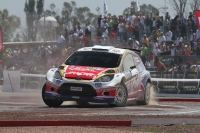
top-left (112, 49), bottom-right (120, 53)
top-left (94, 97), bottom-right (104, 100)
top-left (65, 66), bottom-right (108, 79)
top-left (96, 87), bottom-right (117, 93)
top-left (95, 83), bottom-right (102, 88)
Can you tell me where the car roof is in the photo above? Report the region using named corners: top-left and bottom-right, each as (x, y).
top-left (78, 45), bottom-right (128, 55)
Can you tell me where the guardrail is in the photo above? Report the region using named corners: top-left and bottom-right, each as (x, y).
top-left (19, 74), bottom-right (200, 96)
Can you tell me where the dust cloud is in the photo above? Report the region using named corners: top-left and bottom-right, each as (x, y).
top-left (148, 85), bottom-right (159, 105)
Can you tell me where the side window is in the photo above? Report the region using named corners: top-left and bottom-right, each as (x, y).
top-left (133, 54), bottom-right (141, 66)
top-left (133, 54), bottom-right (146, 72)
top-left (123, 54), bottom-right (135, 71)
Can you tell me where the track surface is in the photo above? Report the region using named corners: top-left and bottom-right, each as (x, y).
top-left (1, 89), bottom-right (200, 132)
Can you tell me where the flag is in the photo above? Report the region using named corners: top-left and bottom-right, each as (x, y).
top-left (194, 10), bottom-right (200, 30)
top-left (135, 0), bottom-right (140, 12)
top-left (104, 1), bottom-right (108, 16)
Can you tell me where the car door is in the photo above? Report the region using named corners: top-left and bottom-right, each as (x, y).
top-left (122, 53), bottom-right (139, 99)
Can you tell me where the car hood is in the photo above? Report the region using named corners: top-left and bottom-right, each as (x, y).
top-left (64, 65), bottom-right (109, 80)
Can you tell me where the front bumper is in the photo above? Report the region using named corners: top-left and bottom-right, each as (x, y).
top-left (44, 91), bottom-right (115, 103)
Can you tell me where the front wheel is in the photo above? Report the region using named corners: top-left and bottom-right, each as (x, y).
top-left (42, 84), bottom-right (63, 107)
top-left (109, 82), bottom-right (128, 107)
top-left (137, 82), bottom-right (151, 105)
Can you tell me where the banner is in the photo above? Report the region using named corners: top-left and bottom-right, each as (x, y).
top-left (3, 71), bottom-right (21, 92)
top-left (152, 78), bottom-right (200, 94)
top-left (194, 10), bottom-right (200, 30)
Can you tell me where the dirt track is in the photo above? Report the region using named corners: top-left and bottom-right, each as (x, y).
top-left (1, 89), bottom-right (200, 132)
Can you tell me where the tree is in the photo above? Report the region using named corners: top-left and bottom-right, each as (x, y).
top-left (168, 0), bottom-right (188, 15)
top-left (24, 0), bottom-right (44, 41)
top-left (123, 1), bottom-right (159, 16)
top-left (0, 9), bottom-right (20, 42)
top-left (189, 0), bottom-right (200, 11)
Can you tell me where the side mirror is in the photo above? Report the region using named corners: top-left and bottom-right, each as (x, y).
top-left (130, 66), bottom-right (136, 69)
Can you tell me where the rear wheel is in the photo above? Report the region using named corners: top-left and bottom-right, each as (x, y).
top-left (42, 84), bottom-right (63, 107)
top-left (109, 82), bottom-right (128, 107)
top-left (137, 82), bottom-right (151, 105)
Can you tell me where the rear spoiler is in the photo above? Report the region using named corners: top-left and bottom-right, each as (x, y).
top-left (120, 48), bottom-right (141, 54)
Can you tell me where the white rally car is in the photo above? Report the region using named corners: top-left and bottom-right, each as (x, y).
top-left (42, 45), bottom-right (152, 107)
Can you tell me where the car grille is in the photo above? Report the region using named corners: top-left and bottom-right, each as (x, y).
top-left (57, 83), bottom-right (97, 97)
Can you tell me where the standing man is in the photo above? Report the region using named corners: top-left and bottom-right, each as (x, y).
top-left (141, 43), bottom-right (148, 65)
top-left (57, 32), bottom-right (65, 49)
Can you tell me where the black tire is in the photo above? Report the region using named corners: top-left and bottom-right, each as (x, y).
top-left (137, 82), bottom-right (151, 105)
top-left (109, 82), bottom-right (128, 107)
top-left (76, 101), bottom-right (89, 106)
top-left (42, 84), bottom-right (63, 107)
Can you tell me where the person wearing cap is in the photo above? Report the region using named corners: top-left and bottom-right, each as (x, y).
top-left (170, 44), bottom-right (176, 56)
top-left (132, 38), bottom-right (140, 50)
top-left (141, 34), bottom-right (149, 46)
top-left (127, 38), bottom-right (133, 48)
top-left (184, 44), bottom-right (191, 56)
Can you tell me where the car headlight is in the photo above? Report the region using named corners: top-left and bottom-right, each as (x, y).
top-left (95, 75), bottom-right (114, 82)
top-left (53, 71), bottom-right (62, 80)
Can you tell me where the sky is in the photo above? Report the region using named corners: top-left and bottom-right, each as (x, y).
top-left (0, 0), bottom-right (175, 27)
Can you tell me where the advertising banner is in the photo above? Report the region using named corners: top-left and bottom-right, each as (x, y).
top-left (2, 71), bottom-right (21, 92)
top-left (194, 10), bottom-right (200, 30)
top-left (152, 80), bottom-right (200, 95)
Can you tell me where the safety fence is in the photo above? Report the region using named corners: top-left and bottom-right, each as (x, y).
top-left (1, 71), bottom-right (200, 95)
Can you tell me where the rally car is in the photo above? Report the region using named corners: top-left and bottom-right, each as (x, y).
top-left (42, 45), bottom-right (152, 107)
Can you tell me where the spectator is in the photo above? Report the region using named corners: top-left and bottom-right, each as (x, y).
top-left (140, 43), bottom-right (148, 65)
top-left (184, 45), bottom-right (191, 56)
top-left (138, 18), bottom-right (144, 41)
top-left (154, 45), bottom-right (161, 56)
top-left (170, 44), bottom-right (176, 56)
top-left (109, 28), bottom-right (115, 44)
top-left (132, 38), bottom-right (140, 50)
top-left (165, 28), bottom-right (173, 42)
top-left (127, 22), bottom-right (133, 40)
top-left (141, 34), bottom-right (149, 46)
top-left (196, 29), bottom-right (200, 41)
top-left (85, 23), bottom-right (91, 41)
top-left (113, 20), bottom-right (119, 42)
top-left (144, 14), bottom-right (151, 36)
top-left (175, 34), bottom-right (183, 46)
top-left (57, 32), bottom-right (65, 49)
top-left (127, 38), bottom-right (133, 48)
top-left (118, 20), bottom-right (124, 42)
top-left (196, 43), bottom-right (200, 55)
top-left (190, 30), bottom-right (196, 52)
top-left (150, 51), bottom-right (154, 67)
top-left (158, 32), bottom-right (166, 47)
top-left (155, 56), bottom-right (167, 72)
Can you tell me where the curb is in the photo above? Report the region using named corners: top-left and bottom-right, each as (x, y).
top-left (0, 120), bottom-right (132, 127)
top-left (156, 98), bottom-right (200, 102)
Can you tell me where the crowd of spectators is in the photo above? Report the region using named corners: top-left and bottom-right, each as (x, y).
top-left (2, 10), bottom-right (200, 74)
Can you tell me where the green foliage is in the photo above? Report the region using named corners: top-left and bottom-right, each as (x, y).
top-left (0, 9), bottom-right (20, 42)
top-left (123, 1), bottom-right (159, 16)
top-left (24, 0), bottom-right (44, 41)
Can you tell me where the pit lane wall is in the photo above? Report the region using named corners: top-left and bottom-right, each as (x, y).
top-left (1, 73), bottom-right (200, 97)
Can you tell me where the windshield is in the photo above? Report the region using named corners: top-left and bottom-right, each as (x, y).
top-left (65, 51), bottom-right (121, 68)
